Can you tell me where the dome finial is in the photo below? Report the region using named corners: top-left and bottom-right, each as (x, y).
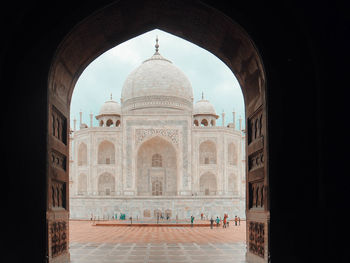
top-left (155, 35), bottom-right (159, 53)
top-left (202, 91), bottom-right (204, 100)
top-left (110, 93), bottom-right (112, 100)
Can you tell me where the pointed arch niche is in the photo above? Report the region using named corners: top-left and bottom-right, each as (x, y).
top-left (97, 140), bottom-right (115, 164)
top-left (199, 140), bottom-right (217, 164)
top-left (47, 1), bottom-right (268, 262)
top-left (77, 142), bottom-right (87, 166)
top-left (136, 136), bottom-right (177, 196)
top-left (97, 172), bottom-right (115, 196)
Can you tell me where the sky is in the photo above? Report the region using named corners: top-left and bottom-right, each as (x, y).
top-left (70, 29), bottom-right (245, 129)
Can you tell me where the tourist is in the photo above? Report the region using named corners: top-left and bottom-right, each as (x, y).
top-left (210, 217), bottom-right (214, 229)
top-left (238, 216), bottom-right (241, 225)
top-left (216, 216), bottom-right (220, 227)
top-left (191, 215), bottom-right (195, 227)
top-left (234, 215), bottom-right (238, 226)
top-left (223, 215), bottom-right (227, 228)
top-left (130, 216), bottom-right (132, 225)
top-left (201, 213), bottom-right (203, 220)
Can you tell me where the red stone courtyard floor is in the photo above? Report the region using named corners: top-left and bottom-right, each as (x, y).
top-left (69, 220), bottom-right (247, 263)
top-left (70, 220), bottom-right (246, 243)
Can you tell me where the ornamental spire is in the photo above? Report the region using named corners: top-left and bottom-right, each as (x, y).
top-left (110, 93), bottom-right (112, 100)
top-left (155, 36), bottom-right (159, 53)
top-left (202, 91), bottom-right (204, 100)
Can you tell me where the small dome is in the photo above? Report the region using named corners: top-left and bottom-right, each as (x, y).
top-left (98, 99), bottom-right (121, 116)
top-left (193, 98), bottom-right (218, 118)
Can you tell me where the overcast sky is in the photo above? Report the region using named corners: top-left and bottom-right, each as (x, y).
top-left (70, 29), bottom-right (245, 129)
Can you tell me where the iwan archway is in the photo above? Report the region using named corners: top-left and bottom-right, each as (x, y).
top-left (47, 0), bottom-right (268, 262)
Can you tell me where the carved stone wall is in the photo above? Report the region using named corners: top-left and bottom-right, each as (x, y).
top-left (50, 220), bottom-right (68, 258)
top-left (51, 106), bottom-right (67, 145)
top-left (247, 108), bottom-right (265, 210)
top-left (249, 181), bottom-right (264, 209)
top-left (51, 180), bottom-right (66, 209)
top-left (51, 150), bottom-right (67, 171)
top-left (248, 150), bottom-right (264, 171)
top-left (249, 221), bottom-right (265, 258)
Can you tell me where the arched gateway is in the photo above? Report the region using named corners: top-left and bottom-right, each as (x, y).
top-left (47, 1), bottom-right (269, 262)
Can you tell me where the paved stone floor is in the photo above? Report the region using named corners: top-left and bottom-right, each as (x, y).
top-left (69, 220), bottom-right (247, 263)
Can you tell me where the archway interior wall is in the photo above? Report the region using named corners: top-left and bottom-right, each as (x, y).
top-left (136, 136), bottom-right (177, 196)
top-left (47, 0), bottom-right (268, 262)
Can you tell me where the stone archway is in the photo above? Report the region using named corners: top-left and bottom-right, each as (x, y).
top-left (46, 0), bottom-right (268, 262)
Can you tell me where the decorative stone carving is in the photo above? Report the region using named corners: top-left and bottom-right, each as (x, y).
top-left (248, 150), bottom-right (264, 171)
top-left (249, 221), bottom-right (265, 258)
top-left (135, 128), bottom-right (179, 146)
top-left (50, 220), bottom-right (68, 257)
top-left (249, 181), bottom-right (264, 209)
top-left (52, 180), bottom-right (66, 209)
top-left (248, 109), bottom-right (263, 145)
top-left (51, 150), bottom-right (67, 171)
top-left (198, 137), bottom-right (217, 144)
top-left (122, 95), bottom-right (193, 112)
top-left (52, 106), bottom-right (67, 144)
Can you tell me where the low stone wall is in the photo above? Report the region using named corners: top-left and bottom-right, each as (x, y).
top-left (69, 196), bottom-right (245, 220)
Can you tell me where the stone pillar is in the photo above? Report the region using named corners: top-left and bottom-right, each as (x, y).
top-left (239, 115), bottom-right (242, 131)
top-left (73, 118), bottom-right (77, 131)
top-left (222, 111), bottom-right (225, 127)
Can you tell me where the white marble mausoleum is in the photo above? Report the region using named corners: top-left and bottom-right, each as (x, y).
top-left (69, 39), bottom-right (246, 220)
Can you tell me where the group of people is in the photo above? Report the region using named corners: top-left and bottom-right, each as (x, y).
top-left (209, 215), bottom-right (241, 229)
top-left (192, 214), bottom-right (241, 228)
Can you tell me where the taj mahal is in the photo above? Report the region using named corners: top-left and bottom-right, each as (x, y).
top-left (69, 38), bottom-right (246, 220)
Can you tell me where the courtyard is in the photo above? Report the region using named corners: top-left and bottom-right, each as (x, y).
top-left (69, 220), bottom-right (247, 263)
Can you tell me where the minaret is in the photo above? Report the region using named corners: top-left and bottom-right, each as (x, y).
top-left (232, 109), bottom-right (236, 130)
top-left (90, 112), bottom-right (93, 128)
top-left (79, 110), bottom-right (82, 128)
top-left (222, 110), bottom-right (225, 127)
top-left (73, 117), bottom-right (77, 131)
top-left (239, 115), bottom-right (242, 131)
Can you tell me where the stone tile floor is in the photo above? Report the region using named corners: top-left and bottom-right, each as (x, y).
top-left (69, 220), bottom-right (247, 263)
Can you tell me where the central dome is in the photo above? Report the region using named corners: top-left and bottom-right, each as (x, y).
top-left (121, 39), bottom-right (193, 111)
